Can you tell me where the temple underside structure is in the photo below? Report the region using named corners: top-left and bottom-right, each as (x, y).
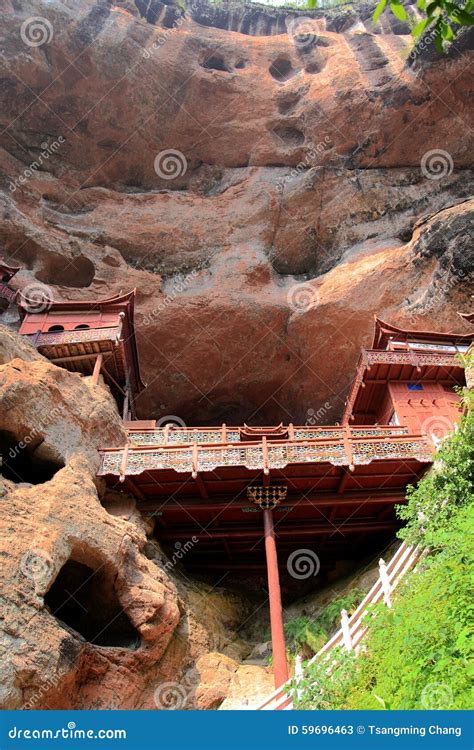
top-left (99, 424), bottom-right (433, 575)
top-left (1, 277), bottom-right (471, 691)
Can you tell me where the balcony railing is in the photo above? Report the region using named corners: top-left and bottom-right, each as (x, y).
top-left (127, 424), bottom-right (410, 448)
top-left (23, 326), bottom-right (121, 348)
top-left (363, 348), bottom-right (462, 369)
top-left (0, 283), bottom-right (17, 304)
top-left (99, 429), bottom-right (433, 479)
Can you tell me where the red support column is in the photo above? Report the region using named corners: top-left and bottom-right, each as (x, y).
top-left (263, 508), bottom-right (288, 688)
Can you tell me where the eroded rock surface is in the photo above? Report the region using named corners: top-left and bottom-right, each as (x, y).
top-left (0, 0), bottom-right (472, 425)
top-left (0, 330), bottom-right (270, 709)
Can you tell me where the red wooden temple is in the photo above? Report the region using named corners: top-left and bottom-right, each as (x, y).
top-left (17, 291), bottom-right (145, 419)
top-left (95, 316), bottom-right (472, 688)
top-left (13, 295), bottom-right (473, 688)
top-left (0, 259), bottom-right (21, 311)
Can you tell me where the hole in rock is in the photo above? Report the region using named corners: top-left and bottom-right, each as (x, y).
top-left (269, 57), bottom-right (297, 82)
top-left (45, 559), bottom-right (140, 649)
top-left (0, 431), bottom-right (63, 485)
top-left (201, 55), bottom-right (231, 72)
top-left (272, 126), bottom-right (305, 147)
top-left (37, 254), bottom-right (95, 288)
top-left (235, 59), bottom-right (246, 69)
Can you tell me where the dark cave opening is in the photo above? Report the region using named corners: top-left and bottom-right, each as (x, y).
top-left (0, 431), bottom-right (63, 485)
top-left (201, 54), bottom-right (231, 72)
top-left (44, 559), bottom-right (140, 649)
top-left (269, 57), bottom-right (296, 82)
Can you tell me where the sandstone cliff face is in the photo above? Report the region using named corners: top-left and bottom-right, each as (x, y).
top-left (0, 0), bottom-right (472, 425)
top-left (0, 328), bottom-right (273, 709)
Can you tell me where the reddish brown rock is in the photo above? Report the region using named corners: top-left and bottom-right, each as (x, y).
top-left (0, 331), bottom-right (267, 709)
top-left (0, 0), bottom-right (472, 424)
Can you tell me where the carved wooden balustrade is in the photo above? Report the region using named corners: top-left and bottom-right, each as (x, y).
top-left (99, 427), bottom-right (433, 480)
top-left (126, 423), bottom-right (411, 447)
top-left (0, 283), bottom-right (17, 305)
top-left (23, 325), bottom-right (121, 348)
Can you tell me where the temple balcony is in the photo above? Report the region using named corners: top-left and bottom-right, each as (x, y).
top-left (99, 428), bottom-right (433, 480)
top-left (123, 422), bottom-right (411, 448)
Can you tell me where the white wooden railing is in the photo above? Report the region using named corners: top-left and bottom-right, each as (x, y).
top-left (255, 542), bottom-right (424, 711)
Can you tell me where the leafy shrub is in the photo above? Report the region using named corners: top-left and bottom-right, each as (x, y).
top-left (294, 411), bottom-right (473, 710)
top-left (397, 411), bottom-right (474, 548)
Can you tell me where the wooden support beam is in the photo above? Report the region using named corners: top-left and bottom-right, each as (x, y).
top-left (337, 468), bottom-right (350, 494)
top-left (91, 353), bottom-right (103, 386)
top-left (135, 491), bottom-right (405, 513)
top-left (157, 521), bottom-right (399, 541)
top-left (263, 509), bottom-right (288, 688)
top-left (123, 476), bottom-right (146, 503)
top-left (101, 364), bottom-right (126, 396)
top-left (194, 473), bottom-right (209, 500)
top-left (50, 351), bottom-right (112, 365)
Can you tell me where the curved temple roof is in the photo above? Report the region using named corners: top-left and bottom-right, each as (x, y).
top-left (372, 315), bottom-right (473, 350)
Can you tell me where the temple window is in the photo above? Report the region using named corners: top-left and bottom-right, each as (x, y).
top-left (407, 383), bottom-right (423, 391)
top-left (47, 324), bottom-right (65, 332)
top-left (74, 324), bottom-right (90, 330)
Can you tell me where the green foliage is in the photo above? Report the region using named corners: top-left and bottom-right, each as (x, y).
top-left (318, 589), bottom-right (364, 633)
top-left (294, 417), bottom-right (474, 710)
top-left (397, 411), bottom-right (474, 548)
top-left (283, 590), bottom-right (364, 658)
top-left (372, 0), bottom-right (474, 53)
top-left (284, 617), bottom-right (328, 655)
top-left (293, 647), bottom-right (358, 709)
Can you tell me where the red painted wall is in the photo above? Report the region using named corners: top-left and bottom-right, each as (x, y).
top-left (388, 382), bottom-right (462, 439)
top-left (19, 310), bottom-right (120, 335)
